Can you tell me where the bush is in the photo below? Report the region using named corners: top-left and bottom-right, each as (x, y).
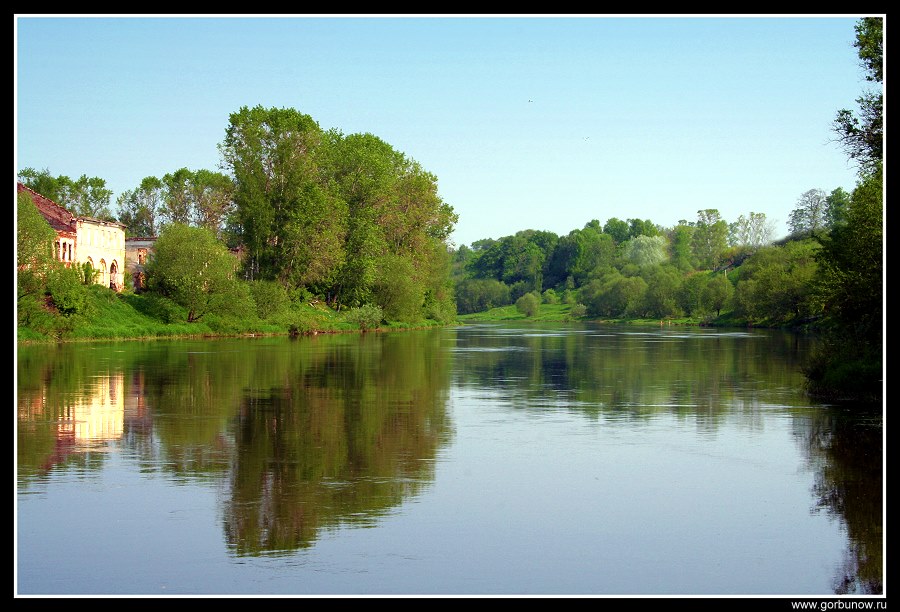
top-left (250, 280), bottom-right (290, 320)
top-left (46, 266), bottom-right (91, 317)
top-left (515, 292), bottom-right (540, 317)
top-left (345, 304), bottom-right (384, 331)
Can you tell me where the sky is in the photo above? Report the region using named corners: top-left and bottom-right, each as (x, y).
top-left (15, 14), bottom-right (873, 248)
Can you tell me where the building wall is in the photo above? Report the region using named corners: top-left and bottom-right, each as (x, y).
top-left (76, 219), bottom-right (127, 290)
top-left (125, 237), bottom-right (157, 292)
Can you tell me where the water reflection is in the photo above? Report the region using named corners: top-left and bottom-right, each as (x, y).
top-left (17, 332), bottom-right (453, 557)
top-left (800, 404), bottom-right (883, 594)
top-left (16, 324), bottom-right (882, 593)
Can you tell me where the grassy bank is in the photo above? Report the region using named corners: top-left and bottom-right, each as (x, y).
top-left (16, 285), bottom-right (442, 344)
top-left (457, 302), bottom-right (715, 327)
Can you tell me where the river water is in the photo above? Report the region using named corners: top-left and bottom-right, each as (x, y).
top-left (15, 323), bottom-right (883, 596)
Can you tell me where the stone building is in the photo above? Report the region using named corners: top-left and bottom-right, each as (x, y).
top-left (125, 237), bottom-right (157, 293)
top-left (18, 182), bottom-right (127, 291)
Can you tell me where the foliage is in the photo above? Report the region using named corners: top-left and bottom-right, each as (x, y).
top-left (46, 265), bottom-right (92, 317)
top-left (344, 304), bottom-right (384, 331)
top-left (639, 264), bottom-right (683, 319)
top-left (728, 212), bottom-right (775, 250)
top-left (145, 223), bottom-right (246, 323)
top-left (455, 278), bottom-right (512, 315)
top-left (249, 280), bottom-right (291, 321)
top-left (16, 191), bottom-right (58, 302)
top-left (731, 240), bottom-right (821, 326)
top-left (805, 166), bottom-right (882, 398)
top-left (700, 272), bottom-right (735, 317)
top-left (18, 168), bottom-right (115, 220)
top-left (691, 209), bottom-right (729, 269)
top-left (622, 235), bottom-right (668, 267)
top-left (832, 17), bottom-right (883, 177)
top-left (788, 188), bottom-right (828, 236)
top-left (116, 176), bottom-right (164, 237)
top-left (515, 291), bottom-right (541, 317)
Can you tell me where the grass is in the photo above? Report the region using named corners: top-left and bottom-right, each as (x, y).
top-left (17, 285), bottom-right (450, 344)
top-left (457, 302), bottom-right (713, 327)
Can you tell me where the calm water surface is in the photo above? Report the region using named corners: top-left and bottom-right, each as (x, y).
top-left (15, 323), bottom-right (883, 596)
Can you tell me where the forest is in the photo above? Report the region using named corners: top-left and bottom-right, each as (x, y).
top-left (16, 19), bottom-right (882, 401)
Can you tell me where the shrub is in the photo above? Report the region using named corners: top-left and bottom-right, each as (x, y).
top-left (515, 292), bottom-right (540, 317)
top-left (345, 304), bottom-right (384, 331)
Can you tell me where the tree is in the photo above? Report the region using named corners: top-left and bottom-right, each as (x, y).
top-left (145, 223), bottom-right (248, 323)
top-left (18, 168), bottom-right (114, 220)
top-left (116, 176), bottom-right (164, 237)
top-left (455, 278), bottom-right (511, 314)
top-left (729, 212), bottom-right (775, 250)
top-left (66, 174), bottom-right (114, 220)
top-left (639, 264), bottom-right (682, 319)
top-left (515, 291), bottom-right (540, 317)
top-left (190, 169), bottom-right (235, 238)
top-left (17, 190), bottom-right (58, 302)
top-left (161, 168), bottom-right (194, 226)
top-left (667, 222), bottom-right (696, 271)
top-left (220, 105), bottom-right (332, 283)
top-left (789, 188), bottom-right (828, 236)
top-left (832, 17), bottom-right (883, 176)
top-left (691, 209), bottom-right (728, 269)
top-left (825, 187), bottom-right (852, 230)
top-left (807, 167), bottom-right (882, 398)
top-left (627, 218), bottom-right (659, 239)
top-left (622, 235), bottom-right (668, 267)
top-left (701, 273), bottom-right (734, 317)
top-left (603, 217), bottom-right (630, 244)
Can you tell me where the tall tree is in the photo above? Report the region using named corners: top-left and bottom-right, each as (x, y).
top-left (832, 17), bottom-right (883, 176)
top-left (825, 187), bottom-right (852, 230)
top-left (161, 167), bottom-right (194, 226)
top-left (691, 209), bottom-right (728, 269)
top-left (190, 169), bottom-right (235, 238)
top-left (729, 212), bottom-right (774, 250)
top-left (18, 168), bottom-right (114, 220)
top-left (789, 189), bottom-right (829, 236)
top-left (116, 175), bottom-right (164, 237)
top-left (220, 105), bottom-right (330, 282)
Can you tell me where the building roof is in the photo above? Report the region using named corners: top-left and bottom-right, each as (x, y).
top-left (18, 182), bottom-right (126, 232)
top-left (17, 182), bottom-right (77, 235)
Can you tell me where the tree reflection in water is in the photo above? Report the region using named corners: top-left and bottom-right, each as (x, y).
top-left (799, 404), bottom-right (883, 594)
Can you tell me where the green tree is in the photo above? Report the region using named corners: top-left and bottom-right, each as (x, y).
top-left (691, 209), bottom-right (729, 269)
top-left (639, 264), bottom-right (682, 319)
top-left (455, 278), bottom-right (511, 314)
top-left (729, 212), bottom-right (775, 250)
top-left (622, 235), bottom-right (668, 267)
top-left (17, 190), bottom-right (59, 315)
top-left (667, 222), bottom-right (696, 271)
top-left (700, 273), bottom-right (734, 317)
top-left (190, 169), bottom-right (235, 238)
top-left (732, 240), bottom-right (821, 326)
top-left (220, 105), bottom-right (329, 282)
top-left (825, 187), bottom-right (852, 230)
top-left (116, 176), bottom-right (164, 237)
top-left (788, 188), bottom-right (828, 236)
top-left (18, 168), bottom-right (114, 220)
top-left (515, 291), bottom-right (540, 317)
top-left (603, 217), bottom-right (630, 244)
top-left (832, 17), bottom-right (883, 176)
top-left (145, 223), bottom-right (248, 323)
top-left (807, 167), bottom-right (882, 398)
top-left (161, 167), bottom-right (194, 226)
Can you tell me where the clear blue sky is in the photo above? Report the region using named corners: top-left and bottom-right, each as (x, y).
top-left (15, 14), bottom-right (871, 248)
